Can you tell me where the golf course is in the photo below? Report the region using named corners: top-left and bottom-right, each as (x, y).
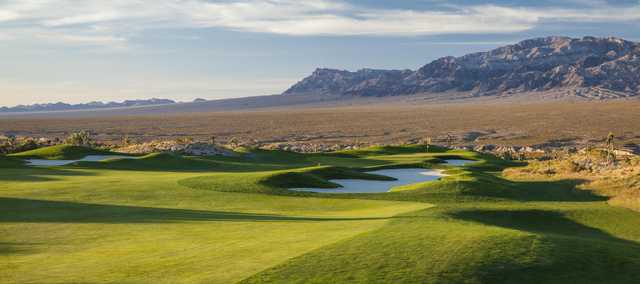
top-left (2, 144), bottom-right (640, 283)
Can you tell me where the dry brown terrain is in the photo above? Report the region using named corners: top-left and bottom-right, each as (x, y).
top-left (504, 150), bottom-right (640, 212)
top-left (1, 100), bottom-right (640, 147)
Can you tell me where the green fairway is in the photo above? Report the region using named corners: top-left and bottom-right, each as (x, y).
top-left (2, 145), bottom-right (640, 283)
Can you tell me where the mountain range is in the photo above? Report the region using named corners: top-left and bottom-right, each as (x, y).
top-left (4, 36), bottom-right (640, 115)
top-left (283, 36), bottom-right (640, 99)
top-left (0, 98), bottom-right (177, 113)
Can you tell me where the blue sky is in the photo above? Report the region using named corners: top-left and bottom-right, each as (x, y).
top-left (1, 0), bottom-right (639, 106)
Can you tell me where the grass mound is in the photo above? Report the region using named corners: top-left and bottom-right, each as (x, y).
top-left (262, 167), bottom-right (396, 189)
top-left (74, 152), bottom-right (221, 171)
top-left (331, 144), bottom-right (448, 158)
top-left (179, 166), bottom-right (397, 194)
top-left (391, 170), bottom-right (604, 203)
top-left (9, 144), bottom-right (116, 160)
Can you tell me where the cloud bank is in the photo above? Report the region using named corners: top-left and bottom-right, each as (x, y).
top-left (0, 0), bottom-right (638, 45)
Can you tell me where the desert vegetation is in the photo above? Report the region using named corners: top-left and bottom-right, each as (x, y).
top-left (0, 134), bottom-right (58, 154)
top-left (505, 143), bottom-right (640, 212)
top-left (2, 101), bottom-right (640, 152)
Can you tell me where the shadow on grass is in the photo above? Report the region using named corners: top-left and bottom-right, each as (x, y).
top-left (0, 168), bottom-right (96, 182)
top-left (0, 242), bottom-right (39, 255)
top-left (449, 209), bottom-right (638, 245)
top-left (449, 209), bottom-right (640, 283)
top-left (0, 198), bottom-right (388, 224)
top-left (453, 172), bottom-right (604, 202)
top-left (70, 152), bottom-right (313, 173)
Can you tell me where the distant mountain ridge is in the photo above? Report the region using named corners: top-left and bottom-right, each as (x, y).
top-left (0, 98), bottom-right (176, 113)
top-left (283, 36), bottom-right (640, 99)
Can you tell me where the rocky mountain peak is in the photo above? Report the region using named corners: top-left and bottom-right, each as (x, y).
top-left (283, 36), bottom-right (640, 99)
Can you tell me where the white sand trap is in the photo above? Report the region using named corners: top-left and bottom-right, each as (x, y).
top-left (291, 168), bottom-right (446, 194)
top-left (443, 159), bottom-right (475, 166)
top-left (26, 155), bottom-right (137, 166)
top-left (291, 159), bottom-right (475, 194)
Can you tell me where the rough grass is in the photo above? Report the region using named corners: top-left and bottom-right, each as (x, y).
top-left (2, 145), bottom-right (640, 283)
top-left (504, 155), bottom-right (640, 212)
top-left (587, 174), bottom-right (640, 212)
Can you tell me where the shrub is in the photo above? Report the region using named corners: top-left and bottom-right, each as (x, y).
top-left (65, 131), bottom-right (94, 147)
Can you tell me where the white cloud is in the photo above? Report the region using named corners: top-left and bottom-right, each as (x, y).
top-left (179, 1), bottom-right (640, 36)
top-left (43, 11), bottom-right (122, 27)
top-left (0, 28), bottom-right (128, 49)
top-left (38, 33), bottom-right (127, 46)
top-left (0, 9), bottom-right (19, 21)
top-left (0, 0), bottom-right (638, 45)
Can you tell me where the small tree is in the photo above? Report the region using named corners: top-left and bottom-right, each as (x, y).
top-left (501, 150), bottom-right (513, 161)
top-left (65, 131), bottom-right (93, 147)
top-left (228, 137), bottom-right (240, 148)
top-left (605, 132), bottom-right (615, 165)
top-left (7, 135), bottom-right (16, 149)
top-left (0, 139), bottom-right (9, 154)
top-left (177, 136), bottom-right (194, 144)
top-left (210, 136), bottom-right (216, 145)
top-left (446, 133), bottom-right (454, 149)
top-left (424, 137), bottom-right (432, 152)
top-left (542, 149), bottom-right (554, 176)
top-left (17, 139), bottom-right (38, 152)
top-left (122, 135), bottom-right (132, 146)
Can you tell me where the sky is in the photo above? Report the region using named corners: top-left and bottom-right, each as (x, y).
top-left (1, 0), bottom-right (640, 107)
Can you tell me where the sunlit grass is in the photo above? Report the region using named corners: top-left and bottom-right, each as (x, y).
top-left (3, 145), bottom-right (640, 283)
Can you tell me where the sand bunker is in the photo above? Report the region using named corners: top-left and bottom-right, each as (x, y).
top-left (291, 159), bottom-right (475, 194)
top-left (291, 168), bottom-right (445, 194)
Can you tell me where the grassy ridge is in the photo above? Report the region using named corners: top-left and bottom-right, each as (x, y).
top-left (179, 166), bottom-right (397, 194)
top-left (74, 152), bottom-right (223, 171)
top-left (9, 144), bottom-right (118, 160)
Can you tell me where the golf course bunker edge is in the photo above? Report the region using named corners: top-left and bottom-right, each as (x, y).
top-left (291, 159), bottom-right (474, 194)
